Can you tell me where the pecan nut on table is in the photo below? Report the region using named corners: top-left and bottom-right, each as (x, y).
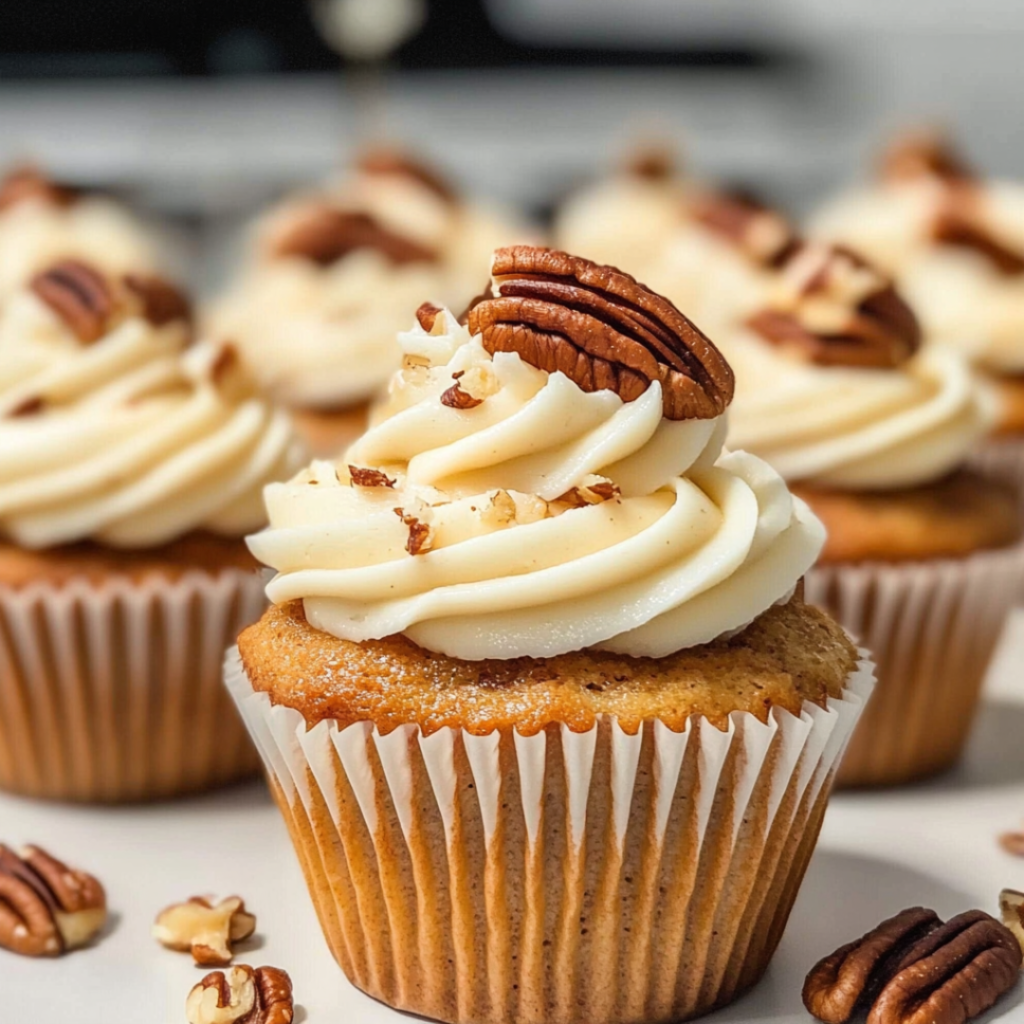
top-left (804, 904), bottom-right (1023, 1024)
top-left (186, 965), bottom-right (294, 1024)
top-left (154, 895), bottom-right (257, 967)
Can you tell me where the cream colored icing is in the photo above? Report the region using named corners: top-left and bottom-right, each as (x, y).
top-left (248, 309), bottom-right (823, 660)
top-left (0, 196), bottom-right (159, 307)
top-left (209, 170), bottom-right (535, 411)
top-left (811, 180), bottom-right (1024, 374)
top-left (0, 288), bottom-right (303, 550)
top-left (726, 334), bottom-right (993, 489)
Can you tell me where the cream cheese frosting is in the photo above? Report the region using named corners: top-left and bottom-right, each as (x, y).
top-left (726, 334), bottom-right (993, 490)
top-left (0, 280), bottom-right (303, 550)
top-left (248, 308), bottom-right (824, 660)
top-left (209, 159), bottom-right (534, 411)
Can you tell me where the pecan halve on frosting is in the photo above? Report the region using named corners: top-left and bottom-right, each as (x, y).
top-left (356, 146), bottom-right (457, 205)
top-left (690, 190), bottom-right (800, 268)
top-left (271, 205), bottom-right (438, 267)
top-left (465, 246), bottom-right (734, 420)
top-left (747, 243), bottom-right (922, 369)
top-left (880, 130), bottom-right (975, 186)
top-left (0, 165), bottom-right (78, 213)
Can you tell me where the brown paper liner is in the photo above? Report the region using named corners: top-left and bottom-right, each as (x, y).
top-left (0, 572), bottom-right (266, 803)
top-left (806, 539), bottom-right (1024, 787)
top-left (226, 646), bottom-right (873, 1024)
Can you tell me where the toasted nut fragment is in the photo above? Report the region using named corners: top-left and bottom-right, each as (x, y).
top-left (9, 396), bottom-right (44, 417)
top-left (30, 260), bottom-right (115, 343)
top-left (393, 506), bottom-right (433, 556)
top-left (440, 375), bottom-right (484, 410)
top-left (154, 895), bottom-right (256, 967)
top-left (999, 830), bottom-right (1024, 857)
top-left (0, 843), bottom-right (107, 957)
top-left (348, 465), bottom-right (396, 488)
top-left (1000, 889), bottom-right (1024, 955)
top-left (123, 273), bottom-right (192, 326)
top-left (272, 205), bottom-right (437, 267)
top-left (415, 301), bottom-right (444, 332)
top-left (186, 965), bottom-right (293, 1024)
top-left (466, 246), bottom-right (734, 421)
top-left (868, 910), bottom-right (1022, 1024)
top-left (803, 907), bottom-right (941, 1023)
top-left (0, 165), bottom-right (77, 211)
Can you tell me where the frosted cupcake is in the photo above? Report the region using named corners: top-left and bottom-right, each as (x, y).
top-left (0, 259), bottom-right (302, 802)
top-left (0, 165), bottom-right (161, 307)
top-left (209, 147), bottom-right (534, 457)
top-left (226, 246), bottom-right (873, 1024)
top-left (811, 132), bottom-right (1024, 483)
top-left (727, 241), bottom-right (1022, 786)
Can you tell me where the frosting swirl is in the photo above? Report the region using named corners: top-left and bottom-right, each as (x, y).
top-left (248, 308), bottom-right (824, 660)
top-left (726, 335), bottom-right (993, 490)
top-left (0, 273), bottom-right (302, 550)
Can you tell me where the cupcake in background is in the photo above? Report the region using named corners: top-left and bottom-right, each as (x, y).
top-left (0, 164), bottom-right (162, 307)
top-left (227, 245), bottom-right (873, 1024)
top-left (810, 131), bottom-right (1024, 482)
top-left (726, 240), bottom-right (1023, 786)
top-left (0, 259), bottom-right (303, 802)
top-left (208, 147), bottom-right (535, 457)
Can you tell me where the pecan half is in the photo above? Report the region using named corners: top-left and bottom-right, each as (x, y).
top-left (933, 208), bottom-right (1024, 277)
top-left (186, 965), bottom-right (293, 1024)
top-left (1000, 889), bottom-right (1024, 955)
top-left (0, 165), bottom-right (77, 212)
top-left (868, 910), bottom-right (1022, 1024)
top-left (153, 895), bottom-right (256, 966)
top-left (122, 273), bottom-right (191, 326)
top-left (272, 206), bottom-right (437, 267)
top-left (349, 465), bottom-right (395, 488)
top-left (880, 131), bottom-right (975, 186)
top-left (31, 260), bottom-right (115, 343)
top-left (0, 844), bottom-right (107, 957)
top-left (748, 243), bottom-right (921, 369)
top-left (624, 144), bottom-right (677, 182)
top-left (357, 146), bottom-right (457, 204)
top-left (690, 190), bottom-right (800, 267)
top-left (465, 246), bottom-right (734, 420)
top-left (803, 907), bottom-right (942, 1024)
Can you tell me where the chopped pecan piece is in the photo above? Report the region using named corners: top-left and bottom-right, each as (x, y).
top-left (868, 910), bottom-right (1022, 1024)
top-left (123, 273), bottom-right (192, 325)
top-left (690, 189), bottom-right (800, 267)
top-left (440, 372), bottom-right (484, 410)
top-left (803, 907), bottom-right (942, 1024)
top-left (623, 144), bottom-right (677, 182)
top-left (273, 206), bottom-right (438, 267)
top-left (393, 507), bottom-right (433, 555)
top-left (186, 965), bottom-right (294, 1024)
top-left (999, 830), bottom-right (1024, 857)
top-left (1000, 889), bottom-right (1024, 954)
top-left (9, 396), bottom-right (44, 417)
top-left (30, 259), bottom-right (115, 343)
top-left (153, 895), bottom-right (256, 967)
top-left (0, 165), bottom-right (77, 212)
top-left (357, 146), bottom-right (457, 204)
top-left (415, 301), bottom-right (444, 332)
top-left (0, 844), bottom-right (107, 957)
top-left (349, 465), bottom-right (396, 488)
top-left (465, 246), bottom-right (734, 420)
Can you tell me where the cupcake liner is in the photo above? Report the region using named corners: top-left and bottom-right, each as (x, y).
top-left (0, 572), bottom-right (265, 803)
top-left (805, 538), bottom-right (1024, 787)
top-left (225, 643), bottom-right (873, 1024)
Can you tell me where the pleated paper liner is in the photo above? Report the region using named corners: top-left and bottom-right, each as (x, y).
top-left (805, 535), bottom-right (1024, 788)
top-left (0, 571), bottom-right (266, 803)
top-left (225, 644), bottom-right (873, 1024)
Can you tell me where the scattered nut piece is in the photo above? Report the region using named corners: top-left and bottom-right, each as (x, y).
top-left (0, 843), bottom-right (106, 957)
top-left (553, 477), bottom-right (622, 511)
top-left (999, 830), bottom-right (1024, 857)
top-left (1000, 889), bottom-right (1024, 955)
top-left (9, 396), bottom-right (44, 418)
top-left (348, 465), bottom-right (396, 489)
top-left (440, 372), bottom-right (484, 411)
top-left (123, 273), bottom-right (192, 326)
top-left (186, 965), bottom-right (293, 1024)
top-left (154, 895), bottom-right (256, 967)
top-left (415, 301), bottom-right (444, 332)
top-left (394, 506), bottom-right (434, 555)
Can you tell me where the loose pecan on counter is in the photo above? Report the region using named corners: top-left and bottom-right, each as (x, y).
top-left (0, 844), bottom-right (107, 957)
top-left (154, 895), bottom-right (256, 966)
top-left (465, 245), bottom-right (734, 420)
top-left (186, 965), bottom-right (293, 1024)
top-left (271, 205), bottom-right (438, 267)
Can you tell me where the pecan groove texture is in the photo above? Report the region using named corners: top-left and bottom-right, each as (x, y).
top-left (465, 246), bottom-right (734, 420)
top-left (31, 260), bottom-right (115, 343)
top-left (186, 965), bottom-right (293, 1024)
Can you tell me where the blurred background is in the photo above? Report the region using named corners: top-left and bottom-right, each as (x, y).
top-left (1, 0), bottom-right (1021, 283)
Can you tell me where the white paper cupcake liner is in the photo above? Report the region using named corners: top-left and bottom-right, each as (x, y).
top-left (0, 571), bottom-right (266, 803)
top-left (805, 539), bottom-right (1024, 787)
top-left (225, 642), bottom-right (873, 1024)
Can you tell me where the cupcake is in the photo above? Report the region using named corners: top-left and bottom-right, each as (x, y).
top-left (226, 245), bottom-right (873, 1024)
top-left (0, 164), bottom-right (161, 307)
top-left (0, 258), bottom-right (303, 802)
top-left (209, 147), bottom-right (534, 458)
top-left (810, 131), bottom-right (1024, 487)
top-left (726, 240), bottom-right (1023, 787)
top-left (554, 150), bottom-right (791, 341)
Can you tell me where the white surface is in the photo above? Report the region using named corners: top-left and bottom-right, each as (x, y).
top-left (1, 614), bottom-right (1023, 1024)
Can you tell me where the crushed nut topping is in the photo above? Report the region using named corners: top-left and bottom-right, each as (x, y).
top-left (803, 905), bottom-right (1022, 1024)
top-left (349, 465), bottom-right (396, 488)
top-left (0, 165), bottom-right (77, 212)
top-left (154, 895), bottom-right (256, 967)
top-left (0, 844), bottom-right (107, 957)
top-left (465, 246), bottom-right (733, 420)
top-left (440, 371), bottom-right (484, 410)
top-left (554, 477), bottom-right (622, 509)
top-left (393, 506), bottom-right (434, 556)
top-left (186, 965), bottom-right (293, 1024)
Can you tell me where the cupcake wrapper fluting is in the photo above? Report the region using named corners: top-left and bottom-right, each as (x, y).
top-left (806, 539), bottom-right (1024, 788)
top-left (0, 572), bottom-right (265, 803)
top-left (225, 644), bottom-right (874, 1024)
